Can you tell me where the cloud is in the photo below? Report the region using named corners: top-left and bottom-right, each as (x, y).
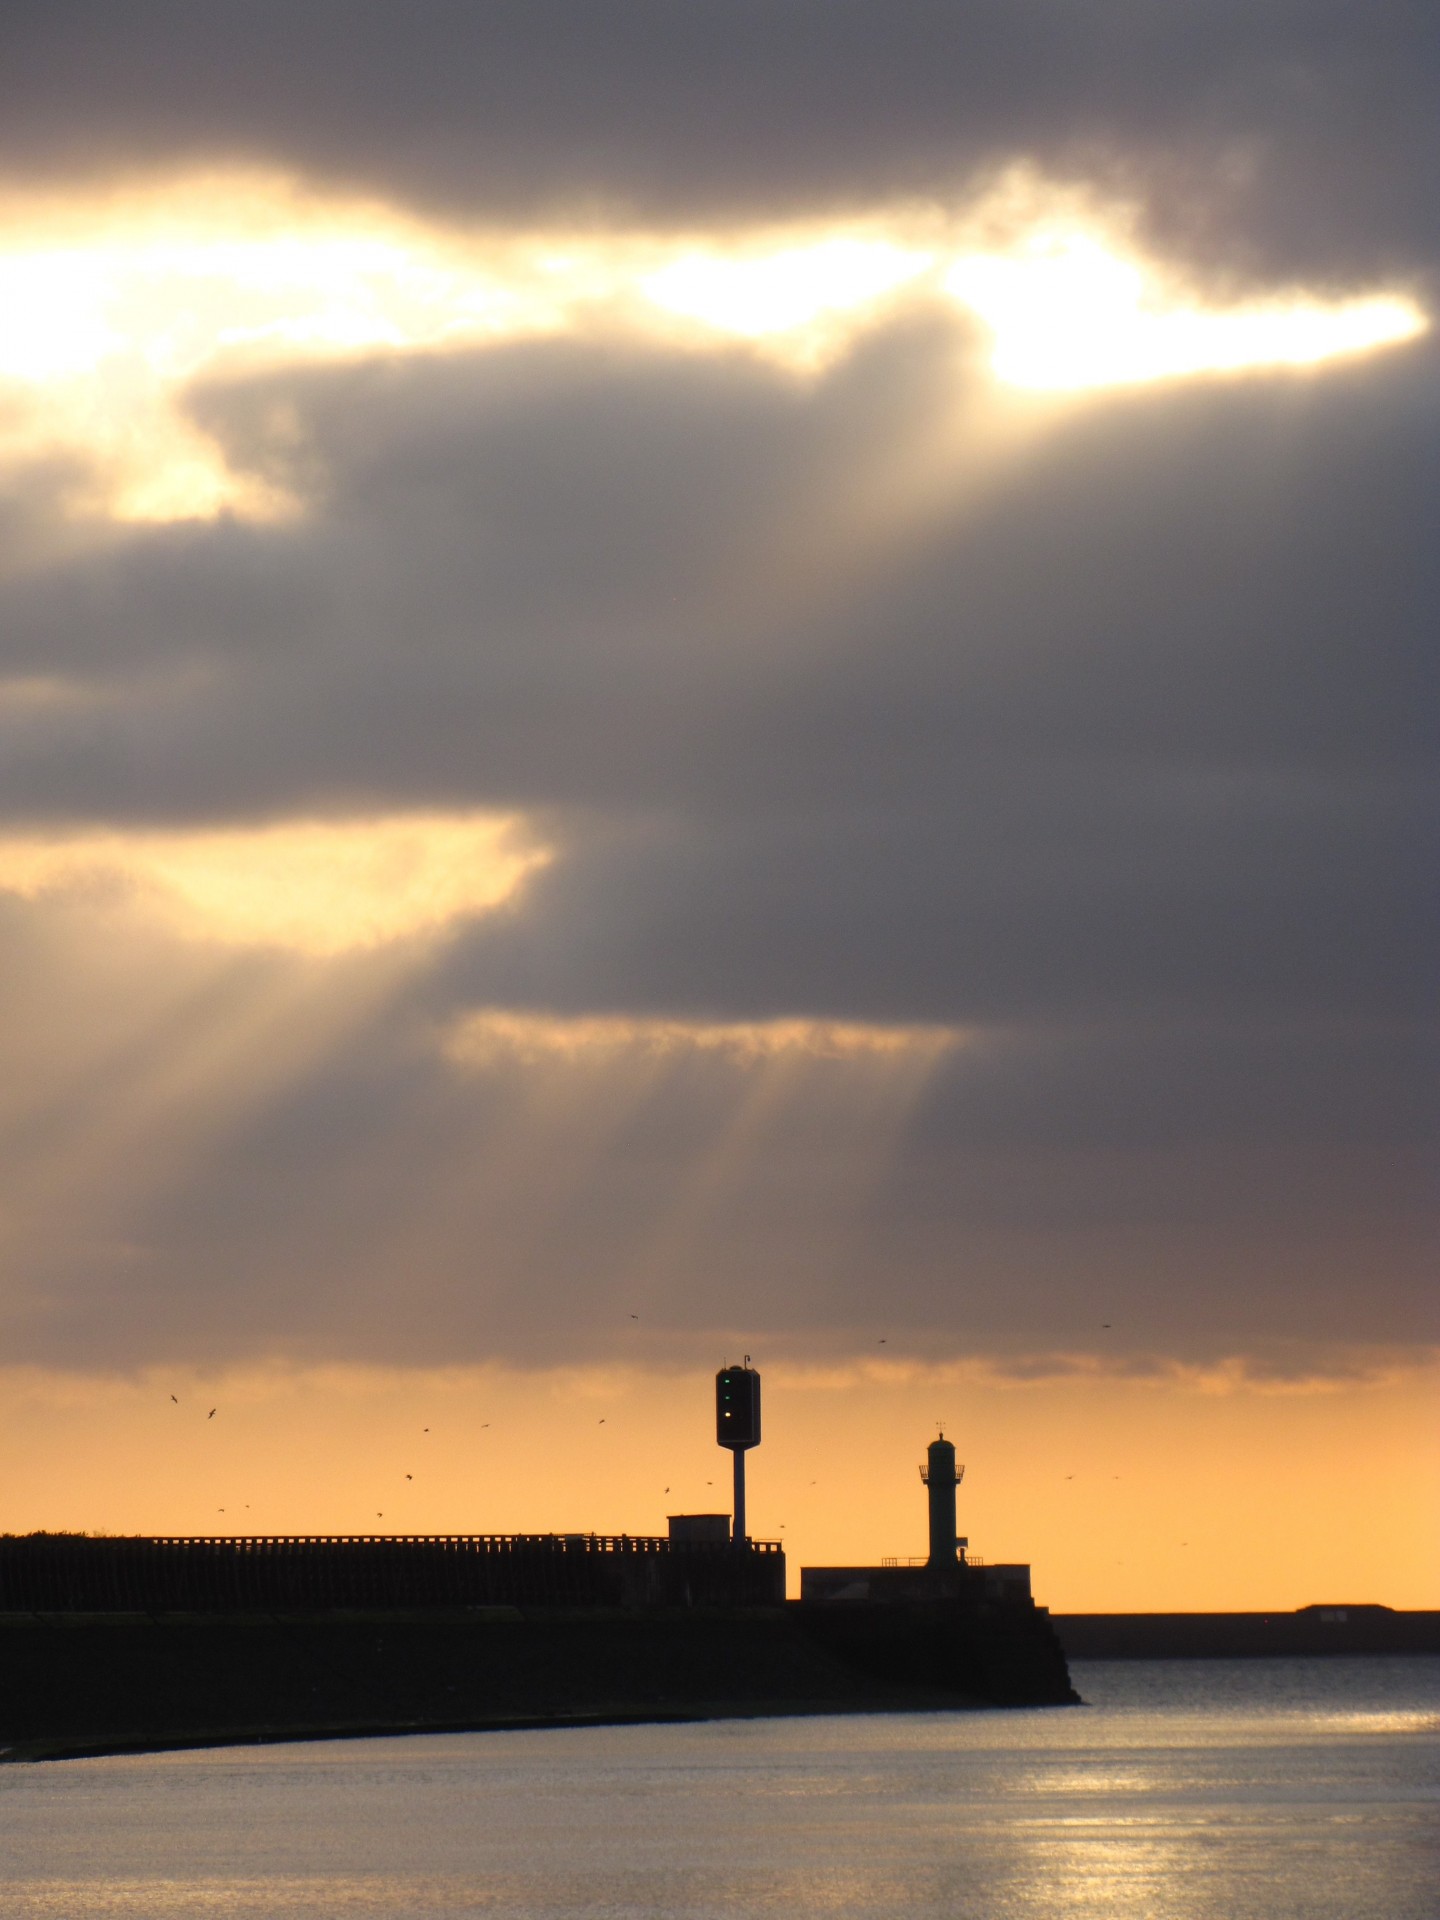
top-left (3, 319), bottom-right (1436, 814)
top-left (0, 320), bottom-right (1429, 1383)
top-left (0, 861), bottom-right (1431, 1376)
top-left (1, 2), bottom-right (1435, 292)
top-left (446, 1009), bottom-right (959, 1065)
top-left (0, 811), bottom-right (548, 953)
top-left (0, 17), bottom-right (1432, 1386)
top-left (0, 161), bottom-right (1425, 535)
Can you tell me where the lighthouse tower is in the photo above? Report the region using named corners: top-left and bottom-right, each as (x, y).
top-left (920, 1431), bottom-right (965, 1569)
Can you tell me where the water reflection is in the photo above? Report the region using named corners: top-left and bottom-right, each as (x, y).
top-left (4, 1658), bottom-right (1437, 1920)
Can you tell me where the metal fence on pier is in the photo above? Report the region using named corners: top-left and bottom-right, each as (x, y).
top-left (0, 1532), bottom-right (785, 1612)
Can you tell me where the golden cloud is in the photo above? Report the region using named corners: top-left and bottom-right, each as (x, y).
top-left (0, 811), bottom-right (550, 953)
top-left (446, 1008), bottom-right (964, 1067)
top-left (0, 167), bottom-right (1426, 527)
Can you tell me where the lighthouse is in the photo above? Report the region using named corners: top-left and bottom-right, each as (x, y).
top-left (920, 1431), bottom-right (964, 1568)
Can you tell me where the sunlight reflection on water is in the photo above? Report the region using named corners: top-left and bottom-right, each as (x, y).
top-left (3, 1658), bottom-right (1437, 1920)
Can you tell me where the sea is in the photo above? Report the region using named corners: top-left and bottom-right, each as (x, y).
top-left (3, 1657), bottom-right (1437, 1919)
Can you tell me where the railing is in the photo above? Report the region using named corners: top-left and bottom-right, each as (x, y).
top-left (129, 1533), bottom-right (783, 1555)
top-left (0, 1532), bottom-right (784, 1613)
top-left (876, 1553), bottom-right (985, 1569)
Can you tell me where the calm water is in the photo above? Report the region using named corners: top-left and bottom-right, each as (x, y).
top-left (3, 1658), bottom-right (1437, 1919)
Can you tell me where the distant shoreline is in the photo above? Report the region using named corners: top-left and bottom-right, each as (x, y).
top-left (1051, 1607), bottom-right (1440, 1660)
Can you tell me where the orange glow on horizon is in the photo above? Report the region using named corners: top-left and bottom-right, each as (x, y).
top-left (4, 1358), bottom-right (1435, 1612)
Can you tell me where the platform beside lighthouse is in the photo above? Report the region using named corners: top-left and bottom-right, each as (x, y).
top-left (799, 1563), bottom-right (1032, 1605)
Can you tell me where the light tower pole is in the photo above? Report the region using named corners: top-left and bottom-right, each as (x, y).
top-left (716, 1358), bottom-right (761, 1545)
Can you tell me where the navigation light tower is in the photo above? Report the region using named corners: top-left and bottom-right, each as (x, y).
top-left (716, 1359), bottom-right (761, 1545)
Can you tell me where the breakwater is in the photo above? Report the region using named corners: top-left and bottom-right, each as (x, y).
top-left (0, 1527), bottom-right (1076, 1758)
top-left (0, 1600), bottom-right (1077, 1761)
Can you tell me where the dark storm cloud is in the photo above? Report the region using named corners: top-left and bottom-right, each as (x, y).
top-left (1, 2), bottom-right (1436, 285)
top-left (0, 325), bottom-right (1435, 1040)
top-left (0, 305), bottom-right (1434, 1371)
top-left (2, 320), bottom-right (1436, 820)
top-left (431, 774), bottom-right (1437, 1030)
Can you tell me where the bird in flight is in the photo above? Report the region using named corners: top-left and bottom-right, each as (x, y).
top-left (629, 1313), bottom-right (639, 1320)
top-left (208, 1408), bottom-right (217, 1419)
top-left (598, 1418), bottom-right (606, 1424)
top-left (878, 1338), bottom-right (886, 1344)
top-left (405, 1474), bottom-right (412, 1481)
top-left (170, 1394), bottom-right (178, 1404)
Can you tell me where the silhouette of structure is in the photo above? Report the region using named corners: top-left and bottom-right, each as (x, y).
top-left (0, 1376), bottom-right (1082, 1757)
top-left (921, 1431), bottom-right (964, 1568)
top-left (715, 1358), bottom-right (761, 1544)
top-left (0, 1531), bottom-right (784, 1612)
top-left (666, 1513), bottom-right (731, 1544)
top-left (801, 1428), bottom-right (1032, 1604)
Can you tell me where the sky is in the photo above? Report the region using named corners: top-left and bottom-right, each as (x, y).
top-left (0, 2), bottom-right (1435, 1608)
